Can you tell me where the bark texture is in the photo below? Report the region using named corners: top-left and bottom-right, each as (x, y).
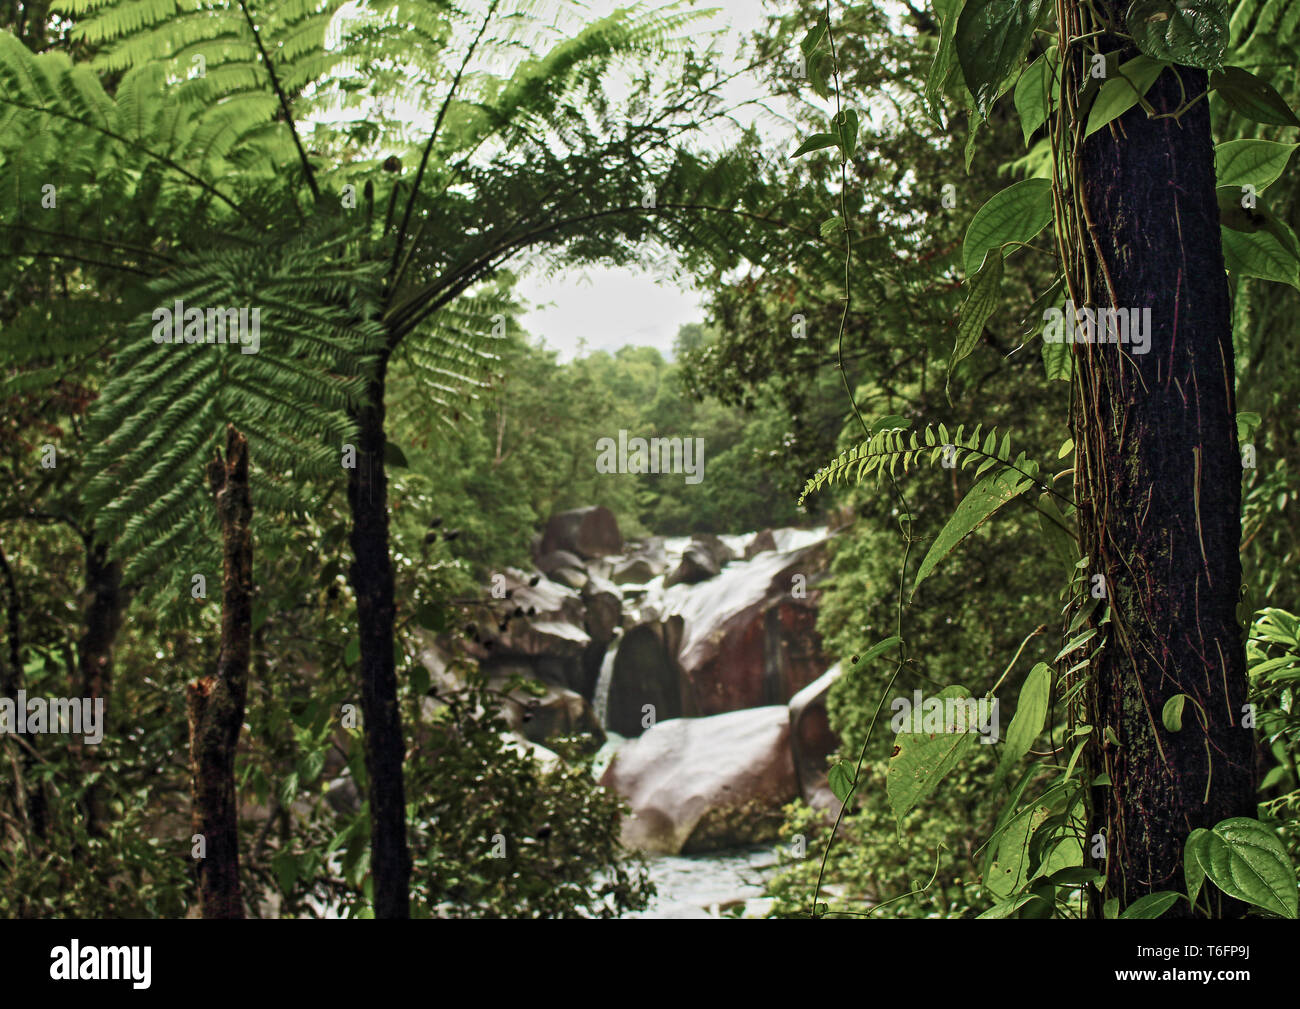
top-left (188, 425), bottom-right (253, 919)
top-left (347, 355), bottom-right (411, 918)
top-left (1072, 4), bottom-right (1255, 915)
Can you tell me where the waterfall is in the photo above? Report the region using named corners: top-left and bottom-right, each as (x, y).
top-left (593, 632), bottom-right (621, 729)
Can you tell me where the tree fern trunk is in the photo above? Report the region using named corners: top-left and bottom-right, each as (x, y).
top-left (1072, 2), bottom-right (1255, 916)
top-left (188, 425), bottom-right (252, 919)
top-left (78, 536), bottom-right (120, 837)
top-left (348, 358), bottom-right (411, 919)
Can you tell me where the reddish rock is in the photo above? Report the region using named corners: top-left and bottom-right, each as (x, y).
top-left (788, 662), bottom-right (843, 801)
top-left (669, 538), bottom-right (832, 715)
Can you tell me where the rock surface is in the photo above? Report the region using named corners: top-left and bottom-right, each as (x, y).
top-left (788, 662), bottom-right (843, 802)
top-left (538, 506), bottom-right (622, 559)
top-left (600, 706), bottom-right (799, 854)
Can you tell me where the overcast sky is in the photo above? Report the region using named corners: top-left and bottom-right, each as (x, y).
top-left (515, 0), bottom-right (782, 361)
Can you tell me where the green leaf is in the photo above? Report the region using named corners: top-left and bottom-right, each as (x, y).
top-left (800, 21), bottom-right (828, 58)
top-left (913, 467), bottom-right (1035, 596)
top-left (870, 414), bottom-right (909, 434)
top-left (963, 177), bottom-right (1054, 276)
top-left (1221, 222), bottom-right (1300, 290)
top-left (1214, 140), bottom-right (1298, 193)
top-left (956, 0), bottom-right (1051, 117)
top-left (412, 602), bottom-right (448, 632)
top-left (828, 759), bottom-right (856, 804)
top-left (791, 132), bottom-right (838, 158)
top-left (996, 662), bottom-right (1052, 784)
top-left (1210, 66), bottom-right (1300, 127)
top-left (1014, 47), bottom-right (1058, 144)
top-left (924, 0), bottom-right (964, 120)
top-left (1036, 492), bottom-right (1076, 568)
top-left (344, 637), bottom-right (361, 667)
top-left (808, 52), bottom-right (831, 100)
top-left (834, 108), bottom-right (859, 157)
top-left (1235, 411), bottom-right (1262, 443)
top-left (887, 685), bottom-right (979, 825)
top-left (1084, 55), bottom-right (1167, 137)
top-left (1120, 891), bottom-right (1181, 918)
top-left (384, 440), bottom-right (408, 468)
top-left (977, 894), bottom-right (1036, 918)
top-left (271, 850), bottom-right (300, 894)
top-left (1127, 0), bottom-right (1228, 70)
top-left (858, 635), bottom-right (904, 665)
top-left (950, 249), bottom-right (1004, 379)
top-left (820, 216), bottom-right (846, 241)
top-left (1103, 896), bottom-right (1120, 918)
top-left (410, 662), bottom-right (430, 697)
top-left (1185, 828), bottom-right (1210, 904)
top-left (1193, 817), bottom-right (1298, 918)
top-left (1162, 692), bottom-right (1187, 731)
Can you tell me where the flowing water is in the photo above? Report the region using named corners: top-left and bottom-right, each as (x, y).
top-left (623, 846), bottom-right (778, 919)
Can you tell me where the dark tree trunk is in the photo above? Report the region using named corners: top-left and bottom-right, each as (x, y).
top-left (347, 356), bottom-right (411, 919)
top-left (78, 536), bottom-right (121, 836)
top-left (1072, 3), bottom-right (1255, 915)
top-left (0, 542), bottom-right (46, 839)
top-left (187, 425), bottom-right (253, 919)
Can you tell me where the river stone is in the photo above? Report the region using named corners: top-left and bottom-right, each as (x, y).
top-left (536, 549), bottom-right (585, 574)
top-left (549, 566), bottom-right (588, 591)
top-left (664, 544), bottom-right (720, 587)
top-left (788, 662), bottom-right (842, 801)
top-left (581, 574), bottom-right (623, 643)
top-left (600, 706), bottom-right (799, 854)
top-left (539, 506), bottom-right (622, 559)
top-left (606, 618), bottom-right (689, 736)
top-left (611, 555), bottom-right (663, 584)
top-left (744, 529), bottom-right (777, 559)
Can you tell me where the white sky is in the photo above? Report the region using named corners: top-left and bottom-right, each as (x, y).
top-left (515, 0), bottom-right (783, 361)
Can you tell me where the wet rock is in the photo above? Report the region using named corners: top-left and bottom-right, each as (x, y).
top-left (663, 533), bottom-right (736, 587)
top-left (549, 566), bottom-right (588, 591)
top-left (744, 529), bottom-right (777, 559)
top-left (600, 706), bottom-right (799, 853)
top-left (668, 537), bottom-right (832, 715)
top-left (581, 574), bottom-right (623, 644)
top-left (538, 506), bottom-right (622, 560)
top-left (788, 662), bottom-right (843, 802)
top-left (606, 617), bottom-right (690, 736)
top-left (611, 555), bottom-right (664, 585)
top-left (536, 549), bottom-right (584, 574)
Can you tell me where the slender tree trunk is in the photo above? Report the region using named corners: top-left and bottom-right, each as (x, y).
top-left (187, 425), bottom-right (253, 919)
top-left (347, 356), bottom-right (411, 918)
top-left (78, 535), bottom-right (121, 836)
top-left (1071, 3), bottom-right (1255, 915)
top-left (0, 542), bottom-right (46, 839)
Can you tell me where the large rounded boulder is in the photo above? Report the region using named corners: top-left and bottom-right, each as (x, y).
top-left (538, 506), bottom-right (622, 560)
top-left (600, 706), bottom-right (799, 854)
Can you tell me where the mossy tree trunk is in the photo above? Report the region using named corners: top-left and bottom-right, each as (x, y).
top-left (1070, 1), bottom-right (1256, 916)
